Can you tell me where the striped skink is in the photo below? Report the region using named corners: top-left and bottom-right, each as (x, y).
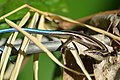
top-left (0, 28), bottom-right (110, 61)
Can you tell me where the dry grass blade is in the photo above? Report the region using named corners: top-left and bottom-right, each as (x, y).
top-left (5, 18), bottom-right (81, 75)
top-left (44, 10), bottom-right (120, 41)
top-left (26, 4), bottom-right (48, 16)
top-left (84, 24), bottom-right (120, 40)
top-left (0, 12), bottom-right (30, 80)
top-left (35, 5), bottom-right (120, 41)
top-left (61, 39), bottom-right (92, 80)
top-left (4, 63), bottom-right (14, 79)
top-left (0, 4), bottom-right (27, 20)
top-left (33, 54), bottom-right (39, 80)
top-left (0, 4), bottom-right (47, 21)
top-left (10, 12), bottom-right (39, 80)
top-left (71, 41), bottom-right (93, 80)
top-left (33, 14), bottom-right (45, 80)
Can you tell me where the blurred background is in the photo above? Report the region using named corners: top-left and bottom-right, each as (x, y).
top-left (0, 0), bottom-right (119, 80)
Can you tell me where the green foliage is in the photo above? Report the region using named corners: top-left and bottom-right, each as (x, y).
top-left (0, 0), bottom-right (68, 17)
